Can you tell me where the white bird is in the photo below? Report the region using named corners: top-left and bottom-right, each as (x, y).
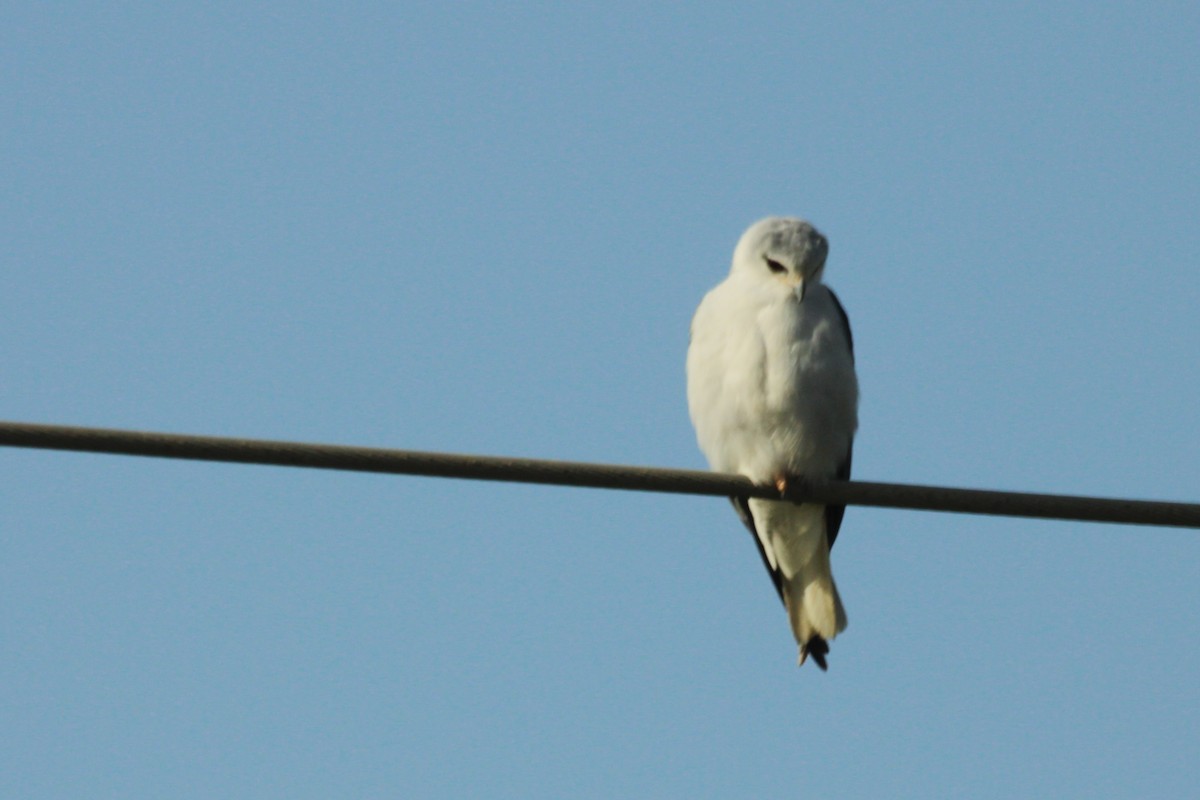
top-left (687, 217), bottom-right (858, 670)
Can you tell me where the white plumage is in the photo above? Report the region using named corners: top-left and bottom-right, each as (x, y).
top-left (687, 217), bottom-right (858, 669)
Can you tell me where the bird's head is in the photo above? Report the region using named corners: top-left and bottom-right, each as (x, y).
top-left (731, 216), bottom-right (829, 302)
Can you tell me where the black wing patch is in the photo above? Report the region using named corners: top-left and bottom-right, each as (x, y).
top-left (824, 288), bottom-right (854, 550)
top-left (729, 496), bottom-right (785, 606)
top-left (824, 448), bottom-right (852, 550)
top-left (827, 288), bottom-right (854, 361)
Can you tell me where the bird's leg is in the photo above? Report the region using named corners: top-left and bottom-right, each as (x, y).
top-left (774, 474), bottom-right (789, 496)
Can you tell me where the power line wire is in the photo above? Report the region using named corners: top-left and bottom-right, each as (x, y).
top-left (1, 420), bottom-right (1197, 528)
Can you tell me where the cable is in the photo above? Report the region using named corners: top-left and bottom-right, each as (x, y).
top-left (1, 420), bottom-right (1197, 528)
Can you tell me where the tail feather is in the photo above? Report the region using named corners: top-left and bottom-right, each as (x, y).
top-left (784, 560), bottom-right (847, 670)
top-left (744, 496), bottom-right (848, 670)
top-left (803, 636), bottom-right (830, 671)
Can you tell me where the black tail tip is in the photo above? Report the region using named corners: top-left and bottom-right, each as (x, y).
top-left (803, 636), bottom-right (830, 671)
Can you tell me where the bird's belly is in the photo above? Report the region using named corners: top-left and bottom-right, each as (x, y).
top-left (717, 368), bottom-right (856, 484)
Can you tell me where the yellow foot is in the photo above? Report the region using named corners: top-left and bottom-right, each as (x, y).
top-left (774, 475), bottom-right (788, 495)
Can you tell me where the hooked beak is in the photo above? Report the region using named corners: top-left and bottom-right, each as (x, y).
top-left (794, 279), bottom-right (807, 303)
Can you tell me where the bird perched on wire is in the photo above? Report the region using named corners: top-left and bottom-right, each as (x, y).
top-left (687, 217), bottom-right (858, 670)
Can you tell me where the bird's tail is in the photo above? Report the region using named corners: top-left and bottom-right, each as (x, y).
top-left (782, 548), bottom-right (847, 671)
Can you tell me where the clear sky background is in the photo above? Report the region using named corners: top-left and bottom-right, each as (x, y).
top-left (3, 3), bottom-right (1199, 798)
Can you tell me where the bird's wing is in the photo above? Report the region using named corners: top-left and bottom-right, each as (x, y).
top-left (827, 288), bottom-right (854, 360)
top-left (730, 495), bottom-right (785, 605)
top-left (823, 287), bottom-right (855, 550)
top-left (824, 448), bottom-right (852, 550)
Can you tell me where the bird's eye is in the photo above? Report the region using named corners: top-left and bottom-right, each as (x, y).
top-left (764, 257), bottom-right (787, 274)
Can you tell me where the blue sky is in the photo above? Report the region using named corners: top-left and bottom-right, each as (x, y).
top-left (3, 3), bottom-right (1199, 797)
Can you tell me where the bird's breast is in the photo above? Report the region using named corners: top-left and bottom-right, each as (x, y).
top-left (744, 297), bottom-right (858, 479)
top-left (687, 283), bottom-right (857, 483)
